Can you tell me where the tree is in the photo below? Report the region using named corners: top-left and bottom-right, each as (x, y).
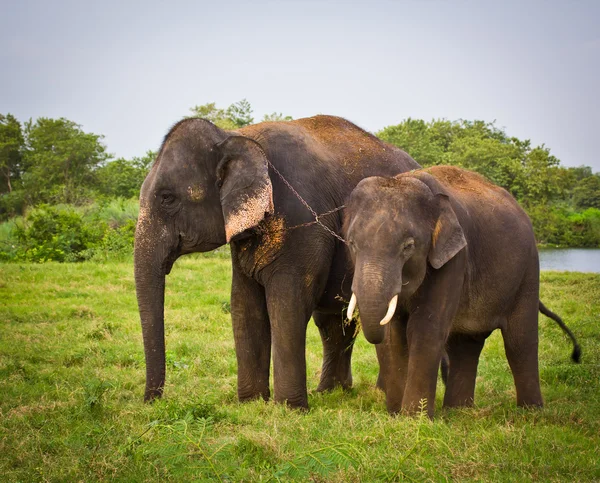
top-left (518, 146), bottom-right (562, 205)
top-left (376, 119), bottom-right (571, 203)
top-left (445, 121), bottom-right (526, 197)
top-left (573, 174), bottom-right (600, 209)
top-left (262, 112), bottom-right (293, 122)
top-left (0, 113), bottom-right (24, 194)
top-left (188, 99), bottom-right (254, 129)
top-left (377, 118), bottom-right (456, 167)
top-left (188, 102), bottom-right (236, 130)
top-left (377, 119), bottom-right (528, 194)
top-left (96, 150), bottom-right (156, 199)
top-left (226, 99), bottom-right (254, 127)
top-left (21, 117), bottom-right (108, 204)
top-left (568, 165), bottom-right (593, 181)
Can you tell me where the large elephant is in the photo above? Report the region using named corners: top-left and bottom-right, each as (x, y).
top-left (343, 166), bottom-right (581, 418)
top-left (134, 115), bottom-right (419, 408)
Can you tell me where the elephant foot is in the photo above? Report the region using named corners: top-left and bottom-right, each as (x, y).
top-left (144, 386), bottom-right (164, 403)
top-left (442, 399), bottom-right (474, 409)
top-left (316, 373), bottom-right (353, 393)
top-left (516, 398), bottom-right (543, 409)
top-left (316, 358), bottom-right (353, 392)
top-left (238, 393), bottom-right (270, 404)
top-left (238, 384), bottom-right (270, 403)
top-left (315, 346), bottom-right (354, 393)
top-left (442, 381), bottom-right (476, 408)
top-left (274, 394), bottom-right (309, 410)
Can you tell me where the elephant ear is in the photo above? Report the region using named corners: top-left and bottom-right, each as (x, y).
top-left (215, 136), bottom-right (274, 242)
top-left (410, 171), bottom-right (467, 269)
top-left (428, 194), bottom-right (467, 269)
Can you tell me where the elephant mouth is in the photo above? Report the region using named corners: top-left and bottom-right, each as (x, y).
top-left (164, 254), bottom-right (177, 275)
top-left (164, 236), bottom-right (183, 275)
top-left (346, 292), bottom-right (400, 326)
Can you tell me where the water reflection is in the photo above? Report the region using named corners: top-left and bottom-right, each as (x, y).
top-left (538, 249), bottom-right (600, 273)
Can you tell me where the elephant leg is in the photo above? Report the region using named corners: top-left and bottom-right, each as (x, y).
top-left (265, 276), bottom-right (316, 409)
top-left (443, 332), bottom-right (488, 408)
top-left (401, 256), bottom-right (465, 418)
top-left (231, 258), bottom-right (271, 402)
top-left (314, 312), bottom-right (355, 392)
top-left (376, 316), bottom-right (409, 413)
top-left (402, 324), bottom-right (446, 417)
top-left (502, 292), bottom-right (543, 408)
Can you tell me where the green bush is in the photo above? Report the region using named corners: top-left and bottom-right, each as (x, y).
top-left (527, 204), bottom-right (600, 248)
top-left (0, 190), bottom-right (26, 220)
top-left (10, 205), bottom-right (105, 262)
top-left (566, 208), bottom-right (600, 247)
top-left (85, 218), bottom-right (136, 261)
top-left (0, 199), bottom-right (139, 262)
top-left (93, 197), bottom-right (139, 227)
top-left (527, 204), bottom-right (570, 246)
top-left (2, 194), bottom-right (596, 263)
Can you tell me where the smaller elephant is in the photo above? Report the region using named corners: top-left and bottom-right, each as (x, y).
top-left (343, 166), bottom-right (581, 418)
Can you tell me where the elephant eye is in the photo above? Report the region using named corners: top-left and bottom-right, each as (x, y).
top-left (161, 193), bottom-right (176, 205)
top-left (403, 239), bottom-right (415, 251)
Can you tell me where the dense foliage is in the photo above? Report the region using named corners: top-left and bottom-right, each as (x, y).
top-left (0, 200), bottom-right (138, 263)
top-left (1, 103), bottom-right (598, 262)
top-left (377, 119), bottom-right (600, 246)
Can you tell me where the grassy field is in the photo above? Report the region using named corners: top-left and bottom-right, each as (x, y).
top-left (1, 257), bottom-right (599, 482)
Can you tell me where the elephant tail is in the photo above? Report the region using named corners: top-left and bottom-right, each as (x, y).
top-left (539, 301), bottom-right (581, 363)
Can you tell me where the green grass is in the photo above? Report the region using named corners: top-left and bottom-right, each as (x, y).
top-left (0, 260), bottom-right (599, 482)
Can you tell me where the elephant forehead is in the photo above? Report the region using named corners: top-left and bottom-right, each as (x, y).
top-left (356, 207), bottom-right (407, 232)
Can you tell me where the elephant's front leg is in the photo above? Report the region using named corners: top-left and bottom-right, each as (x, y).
top-left (231, 260), bottom-right (271, 402)
top-left (376, 315), bottom-right (409, 414)
top-left (402, 259), bottom-right (465, 418)
top-left (265, 275), bottom-right (316, 409)
top-left (402, 315), bottom-right (448, 418)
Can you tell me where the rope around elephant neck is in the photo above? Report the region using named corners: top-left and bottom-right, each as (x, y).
top-left (265, 159), bottom-right (348, 244)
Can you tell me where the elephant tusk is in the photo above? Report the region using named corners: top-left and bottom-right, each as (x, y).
top-left (379, 295), bottom-right (398, 326)
top-left (346, 293), bottom-right (357, 320)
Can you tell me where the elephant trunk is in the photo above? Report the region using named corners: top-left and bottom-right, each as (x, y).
top-left (134, 208), bottom-right (171, 402)
top-left (354, 293), bottom-right (390, 344)
top-left (352, 258), bottom-right (401, 345)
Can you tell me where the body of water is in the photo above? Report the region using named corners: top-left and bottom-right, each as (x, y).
top-left (539, 248), bottom-right (600, 273)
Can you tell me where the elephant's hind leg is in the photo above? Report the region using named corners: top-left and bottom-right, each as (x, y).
top-left (502, 291), bottom-right (543, 408)
top-left (314, 312), bottom-right (356, 392)
top-left (443, 332), bottom-right (488, 408)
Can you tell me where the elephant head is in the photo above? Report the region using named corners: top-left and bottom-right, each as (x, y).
top-left (343, 173), bottom-right (466, 344)
top-left (134, 118), bottom-right (274, 401)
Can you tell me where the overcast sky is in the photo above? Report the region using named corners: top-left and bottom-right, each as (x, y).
top-left (2, 0), bottom-right (599, 170)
